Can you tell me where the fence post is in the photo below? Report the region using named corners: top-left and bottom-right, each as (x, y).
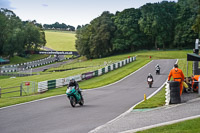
top-left (20, 83), bottom-right (22, 96)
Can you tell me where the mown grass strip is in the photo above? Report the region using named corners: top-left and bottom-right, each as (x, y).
top-left (137, 117), bottom-right (200, 133)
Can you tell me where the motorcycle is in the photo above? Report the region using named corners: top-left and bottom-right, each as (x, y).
top-left (156, 67), bottom-right (160, 75)
top-left (147, 77), bottom-right (153, 88)
top-left (66, 86), bottom-right (84, 107)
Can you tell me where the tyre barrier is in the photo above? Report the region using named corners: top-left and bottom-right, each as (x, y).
top-left (168, 81), bottom-right (181, 104)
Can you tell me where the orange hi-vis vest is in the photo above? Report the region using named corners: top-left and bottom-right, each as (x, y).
top-left (192, 75), bottom-right (200, 81)
top-left (168, 68), bottom-right (184, 82)
top-left (192, 75), bottom-right (200, 91)
top-left (168, 67), bottom-right (185, 95)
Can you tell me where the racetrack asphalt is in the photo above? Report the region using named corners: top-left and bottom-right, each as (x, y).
top-left (0, 59), bottom-right (177, 133)
top-left (92, 93), bottom-right (200, 133)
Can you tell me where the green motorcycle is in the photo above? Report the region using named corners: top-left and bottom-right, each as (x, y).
top-left (66, 86), bottom-right (84, 107)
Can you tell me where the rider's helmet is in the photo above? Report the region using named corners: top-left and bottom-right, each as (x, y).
top-left (156, 64), bottom-right (159, 67)
top-left (70, 78), bottom-right (75, 83)
top-left (148, 73), bottom-right (152, 76)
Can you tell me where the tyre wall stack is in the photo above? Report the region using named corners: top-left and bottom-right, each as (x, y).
top-left (168, 81), bottom-right (181, 104)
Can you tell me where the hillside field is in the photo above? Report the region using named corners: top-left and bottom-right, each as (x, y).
top-left (45, 30), bottom-right (76, 51)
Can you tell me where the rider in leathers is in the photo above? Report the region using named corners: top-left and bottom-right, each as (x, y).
top-left (68, 78), bottom-right (82, 96)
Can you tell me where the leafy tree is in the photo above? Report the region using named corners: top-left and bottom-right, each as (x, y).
top-left (139, 1), bottom-right (177, 49)
top-left (89, 11), bottom-right (115, 58)
top-left (174, 0), bottom-right (199, 48)
top-left (75, 24), bottom-right (91, 59)
top-left (192, 0), bottom-right (200, 38)
top-left (0, 9), bottom-right (8, 55)
top-left (75, 11), bottom-right (115, 59)
top-left (0, 8), bottom-right (24, 57)
top-left (24, 22), bottom-right (46, 51)
top-left (112, 8), bottom-right (148, 52)
top-left (0, 8), bottom-right (46, 57)
top-left (76, 25), bottom-right (82, 30)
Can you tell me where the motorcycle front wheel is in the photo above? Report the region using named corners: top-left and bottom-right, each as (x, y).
top-left (70, 96), bottom-right (76, 107)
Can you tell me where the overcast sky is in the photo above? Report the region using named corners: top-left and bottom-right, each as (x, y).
top-left (0, 0), bottom-right (177, 27)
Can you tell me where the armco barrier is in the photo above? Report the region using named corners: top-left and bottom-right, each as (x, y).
top-left (37, 56), bottom-right (136, 93)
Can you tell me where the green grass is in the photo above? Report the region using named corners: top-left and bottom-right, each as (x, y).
top-left (0, 76), bottom-right (10, 79)
top-left (45, 30), bottom-right (76, 51)
top-left (134, 87), bottom-right (166, 109)
top-left (137, 117), bottom-right (200, 133)
top-left (0, 50), bottom-right (193, 107)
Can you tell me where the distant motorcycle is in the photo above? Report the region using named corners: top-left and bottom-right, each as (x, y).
top-left (66, 86), bottom-right (84, 107)
top-left (147, 77), bottom-right (153, 88)
top-left (156, 67), bottom-right (160, 75)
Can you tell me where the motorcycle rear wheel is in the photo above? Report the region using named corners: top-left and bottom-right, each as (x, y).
top-left (70, 96), bottom-right (76, 107)
top-left (79, 97), bottom-right (84, 106)
top-left (149, 84), bottom-right (152, 88)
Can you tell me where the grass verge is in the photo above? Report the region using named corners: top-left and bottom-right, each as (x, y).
top-left (137, 117), bottom-right (200, 133)
top-left (134, 86), bottom-right (166, 109)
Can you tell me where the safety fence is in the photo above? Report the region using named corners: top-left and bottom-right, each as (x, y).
top-left (38, 56), bottom-right (136, 93)
top-left (0, 81), bottom-right (36, 98)
top-left (0, 86), bottom-right (22, 98)
top-left (0, 56), bottom-right (56, 73)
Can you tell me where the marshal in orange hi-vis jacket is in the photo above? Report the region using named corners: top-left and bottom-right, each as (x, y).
top-left (168, 64), bottom-right (185, 95)
top-left (192, 75), bottom-right (200, 92)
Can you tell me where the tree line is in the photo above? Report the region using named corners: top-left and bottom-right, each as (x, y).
top-left (43, 22), bottom-right (75, 31)
top-left (76, 0), bottom-right (200, 59)
top-left (0, 8), bottom-right (46, 58)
